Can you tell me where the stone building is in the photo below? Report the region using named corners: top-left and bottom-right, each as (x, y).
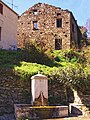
top-left (0, 1), bottom-right (18, 50)
top-left (18, 3), bottom-right (81, 50)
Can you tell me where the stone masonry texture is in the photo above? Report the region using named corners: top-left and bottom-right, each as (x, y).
top-left (0, 69), bottom-right (90, 116)
top-left (18, 3), bottom-right (82, 50)
top-left (0, 69), bottom-right (31, 116)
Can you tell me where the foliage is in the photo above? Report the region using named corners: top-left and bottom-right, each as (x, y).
top-left (22, 41), bottom-right (54, 66)
top-left (64, 49), bottom-right (86, 63)
top-left (15, 62), bottom-right (58, 80)
top-left (0, 50), bottom-right (23, 68)
top-left (52, 50), bottom-right (66, 62)
top-left (0, 48), bottom-right (90, 94)
top-left (49, 65), bottom-right (90, 94)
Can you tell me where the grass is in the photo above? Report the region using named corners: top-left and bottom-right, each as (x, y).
top-left (0, 50), bottom-right (23, 68)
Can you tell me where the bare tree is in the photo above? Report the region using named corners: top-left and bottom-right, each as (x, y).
top-left (85, 19), bottom-right (90, 37)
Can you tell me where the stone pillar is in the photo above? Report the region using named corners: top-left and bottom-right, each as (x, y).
top-left (31, 74), bottom-right (48, 106)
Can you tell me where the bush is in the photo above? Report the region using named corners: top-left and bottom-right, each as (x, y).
top-left (22, 41), bottom-right (54, 66)
top-left (49, 65), bottom-right (90, 94)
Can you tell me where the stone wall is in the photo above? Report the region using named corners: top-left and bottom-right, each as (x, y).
top-left (18, 3), bottom-right (81, 50)
top-left (0, 69), bottom-right (31, 116)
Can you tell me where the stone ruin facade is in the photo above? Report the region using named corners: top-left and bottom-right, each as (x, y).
top-left (18, 3), bottom-right (82, 50)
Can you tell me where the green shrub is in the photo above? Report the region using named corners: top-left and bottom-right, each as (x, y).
top-left (64, 49), bottom-right (86, 63)
top-left (49, 65), bottom-right (90, 94)
top-left (22, 41), bottom-right (54, 66)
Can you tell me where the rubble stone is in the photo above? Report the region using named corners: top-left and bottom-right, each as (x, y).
top-left (18, 3), bottom-right (82, 50)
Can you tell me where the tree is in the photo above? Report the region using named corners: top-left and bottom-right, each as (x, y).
top-left (79, 26), bottom-right (88, 46)
top-left (85, 19), bottom-right (90, 37)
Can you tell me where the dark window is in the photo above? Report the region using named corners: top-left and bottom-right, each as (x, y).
top-left (56, 19), bottom-right (62, 28)
top-left (55, 39), bottom-right (62, 50)
top-left (33, 21), bottom-right (38, 30)
top-left (0, 3), bottom-right (3, 14)
top-left (0, 27), bottom-right (1, 41)
top-left (57, 13), bottom-right (61, 16)
top-left (72, 23), bottom-right (74, 32)
top-left (33, 10), bottom-right (38, 15)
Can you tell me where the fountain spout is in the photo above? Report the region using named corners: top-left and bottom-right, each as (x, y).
top-left (40, 91), bottom-right (44, 106)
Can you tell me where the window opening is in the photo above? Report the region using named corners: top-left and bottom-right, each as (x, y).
top-left (56, 19), bottom-right (62, 28)
top-left (33, 21), bottom-right (38, 30)
top-left (55, 39), bottom-right (62, 50)
top-left (33, 10), bottom-right (38, 15)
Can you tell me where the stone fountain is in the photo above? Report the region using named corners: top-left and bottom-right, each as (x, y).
top-left (31, 74), bottom-right (48, 106)
top-left (14, 74), bottom-right (68, 119)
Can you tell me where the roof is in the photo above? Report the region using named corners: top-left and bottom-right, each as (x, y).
top-left (0, 0), bottom-right (18, 16)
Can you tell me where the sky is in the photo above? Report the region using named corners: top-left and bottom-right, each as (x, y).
top-left (2, 0), bottom-right (90, 26)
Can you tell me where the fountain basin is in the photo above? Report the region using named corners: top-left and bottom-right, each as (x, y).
top-left (14, 104), bottom-right (68, 119)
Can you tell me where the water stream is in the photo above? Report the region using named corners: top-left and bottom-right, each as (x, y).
top-left (40, 91), bottom-right (44, 106)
